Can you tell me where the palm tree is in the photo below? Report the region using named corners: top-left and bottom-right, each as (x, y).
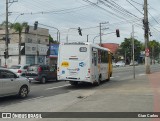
top-left (0, 21), bottom-right (12, 27)
top-left (11, 22), bottom-right (28, 64)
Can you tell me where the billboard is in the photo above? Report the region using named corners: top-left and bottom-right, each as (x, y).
top-left (50, 44), bottom-right (59, 57)
top-left (25, 43), bottom-right (48, 55)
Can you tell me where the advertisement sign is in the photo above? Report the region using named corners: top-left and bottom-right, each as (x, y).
top-left (25, 43), bottom-right (48, 55)
top-left (50, 44), bottom-right (59, 57)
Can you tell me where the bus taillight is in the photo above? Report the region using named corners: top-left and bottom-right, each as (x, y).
top-left (57, 67), bottom-right (59, 72)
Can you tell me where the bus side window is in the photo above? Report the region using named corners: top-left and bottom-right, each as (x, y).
top-left (94, 52), bottom-right (97, 66)
top-left (98, 50), bottom-right (101, 63)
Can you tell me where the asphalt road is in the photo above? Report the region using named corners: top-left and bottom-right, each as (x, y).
top-left (0, 64), bottom-right (160, 108)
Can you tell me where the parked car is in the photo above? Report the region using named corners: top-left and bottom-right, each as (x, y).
top-left (0, 68), bottom-right (30, 98)
top-left (112, 62), bottom-right (116, 67)
top-left (9, 64), bottom-right (30, 76)
top-left (115, 61), bottom-right (125, 67)
top-left (25, 64), bottom-right (57, 84)
top-left (0, 66), bottom-right (6, 68)
top-left (130, 61), bottom-right (138, 66)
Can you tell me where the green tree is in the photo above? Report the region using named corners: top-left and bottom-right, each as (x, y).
top-left (118, 38), bottom-right (143, 64)
top-left (11, 22), bottom-right (28, 64)
top-left (149, 40), bottom-right (160, 63)
top-left (49, 34), bottom-right (59, 44)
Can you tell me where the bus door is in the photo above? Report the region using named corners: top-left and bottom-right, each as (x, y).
top-left (92, 49), bottom-right (98, 82)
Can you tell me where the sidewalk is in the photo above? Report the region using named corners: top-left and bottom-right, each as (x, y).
top-left (148, 72), bottom-right (160, 112)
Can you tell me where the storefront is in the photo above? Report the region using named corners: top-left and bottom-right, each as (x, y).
top-left (49, 44), bottom-right (59, 65)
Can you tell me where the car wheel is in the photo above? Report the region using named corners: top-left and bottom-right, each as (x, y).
top-left (41, 77), bottom-right (46, 84)
top-left (19, 86), bottom-right (28, 98)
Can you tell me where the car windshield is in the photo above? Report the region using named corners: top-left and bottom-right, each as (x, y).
top-left (9, 66), bottom-right (21, 69)
top-left (117, 61), bottom-right (124, 63)
top-left (28, 66), bottom-right (38, 72)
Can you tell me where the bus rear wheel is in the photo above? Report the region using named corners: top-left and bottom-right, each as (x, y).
top-left (105, 74), bottom-right (110, 82)
top-left (94, 78), bottom-right (101, 86)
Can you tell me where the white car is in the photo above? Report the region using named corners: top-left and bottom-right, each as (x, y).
top-left (9, 64), bottom-right (30, 76)
top-left (112, 62), bottom-right (117, 67)
top-left (130, 61), bottom-right (138, 66)
top-left (115, 61), bottom-right (125, 67)
top-left (0, 68), bottom-right (30, 98)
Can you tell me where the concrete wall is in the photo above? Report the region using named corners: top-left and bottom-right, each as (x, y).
top-left (0, 55), bottom-right (26, 67)
top-left (0, 26), bottom-right (49, 45)
top-left (0, 25), bottom-right (49, 67)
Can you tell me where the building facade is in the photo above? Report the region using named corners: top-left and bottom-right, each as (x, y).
top-left (0, 26), bottom-right (49, 67)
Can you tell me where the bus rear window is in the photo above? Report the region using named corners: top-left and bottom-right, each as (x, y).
top-left (79, 47), bottom-right (87, 52)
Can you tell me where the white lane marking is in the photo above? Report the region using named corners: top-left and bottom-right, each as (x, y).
top-left (139, 73), bottom-right (146, 76)
top-left (110, 77), bottom-right (114, 78)
top-left (45, 84), bottom-right (70, 90)
top-left (19, 96), bottom-right (44, 103)
top-left (114, 76), bottom-right (120, 78)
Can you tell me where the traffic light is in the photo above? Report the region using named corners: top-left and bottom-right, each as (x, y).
top-left (37, 50), bottom-right (39, 56)
top-left (34, 21), bottom-right (38, 30)
top-left (116, 29), bottom-right (120, 37)
top-left (78, 27), bottom-right (82, 36)
top-left (4, 51), bottom-right (9, 59)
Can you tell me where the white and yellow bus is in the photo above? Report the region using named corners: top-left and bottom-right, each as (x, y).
top-left (57, 42), bottom-right (112, 86)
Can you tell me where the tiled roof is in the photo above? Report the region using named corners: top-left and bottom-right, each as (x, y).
top-left (101, 43), bottom-right (119, 54)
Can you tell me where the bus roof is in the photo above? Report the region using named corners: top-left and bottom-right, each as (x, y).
top-left (60, 42), bottom-right (111, 52)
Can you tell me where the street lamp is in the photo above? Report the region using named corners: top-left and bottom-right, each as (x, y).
top-left (66, 28), bottom-right (77, 43)
top-left (38, 23), bottom-right (60, 43)
top-left (14, 13), bottom-right (24, 23)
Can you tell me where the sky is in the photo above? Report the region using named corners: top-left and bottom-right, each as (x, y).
top-left (0, 0), bottom-right (160, 44)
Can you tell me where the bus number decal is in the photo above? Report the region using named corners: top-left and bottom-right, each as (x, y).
top-left (79, 47), bottom-right (87, 52)
top-left (61, 61), bottom-right (69, 67)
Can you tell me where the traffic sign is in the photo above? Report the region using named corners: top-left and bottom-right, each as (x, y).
top-left (145, 48), bottom-right (149, 53)
top-left (145, 48), bottom-right (150, 57)
top-left (145, 52), bottom-right (149, 57)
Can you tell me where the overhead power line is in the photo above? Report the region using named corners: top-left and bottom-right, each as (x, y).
top-left (9, 4), bottom-right (91, 16)
top-left (130, 0), bottom-right (143, 6)
top-left (82, 0), bottom-right (143, 28)
top-left (126, 0), bottom-right (144, 15)
top-left (103, 0), bottom-right (141, 19)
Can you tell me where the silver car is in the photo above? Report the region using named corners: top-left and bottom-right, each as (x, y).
top-left (115, 61), bottom-right (125, 67)
top-left (9, 64), bottom-right (30, 76)
top-left (0, 68), bottom-right (30, 98)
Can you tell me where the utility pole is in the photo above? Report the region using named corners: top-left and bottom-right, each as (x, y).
top-left (99, 22), bottom-right (109, 46)
top-left (100, 23), bottom-right (102, 46)
top-left (144, 0), bottom-right (150, 74)
top-left (132, 25), bottom-right (135, 79)
top-left (87, 35), bottom-right (89, 42)
top-left (5, 0), bottom-right (9, 67)
top-left (5, 0), bottom-right (18, 66)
